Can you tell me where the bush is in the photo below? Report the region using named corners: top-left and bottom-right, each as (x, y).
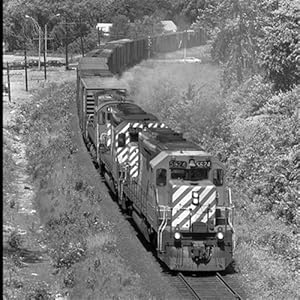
top-left (227, 85), bottom-right (299, 224)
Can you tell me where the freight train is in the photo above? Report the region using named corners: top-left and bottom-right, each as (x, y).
top-left (76, 30), bottom-right (235, 271)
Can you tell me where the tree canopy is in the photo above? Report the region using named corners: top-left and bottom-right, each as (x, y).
top-left (195, 0), bottom-right (299, 91)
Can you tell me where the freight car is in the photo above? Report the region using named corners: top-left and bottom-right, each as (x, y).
top-left (84, 28), bottom-right (207, 76)
top-left (77, 31), bottom-right (235, 272)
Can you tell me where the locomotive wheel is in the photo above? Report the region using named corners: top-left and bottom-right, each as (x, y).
top-left (117, 191), bottom-right (122, 207)
top-left (121, 195), bottom-right (127, 212)
top-left (99, 162), bottom-right (105, 177)
top-left (150, 231), bottom-right (157, 250)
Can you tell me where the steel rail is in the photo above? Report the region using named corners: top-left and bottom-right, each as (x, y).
top-left (216, 272), bottom-right (244, 299)
top-left (177, 272), bottom-right (202, 300)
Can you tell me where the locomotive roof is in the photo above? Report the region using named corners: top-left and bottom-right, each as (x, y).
top-left (81, 77), bottom-right (129, 90)
top-left (140, 128), bottom-right (205, 152)
top-left (111, 103), bottom-right (158, 123)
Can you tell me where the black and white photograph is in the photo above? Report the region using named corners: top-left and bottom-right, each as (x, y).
top-left (3, 0), bottom-right (299, 299)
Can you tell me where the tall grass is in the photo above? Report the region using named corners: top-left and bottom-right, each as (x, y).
top-left (16, 81), bottom-right (151, 299)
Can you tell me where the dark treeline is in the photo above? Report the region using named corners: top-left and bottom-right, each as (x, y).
top-left (3, 0), bottom-right (205, 54)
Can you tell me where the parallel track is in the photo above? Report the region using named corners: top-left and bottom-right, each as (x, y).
top-left (172, 272), bottom-right (243, 300)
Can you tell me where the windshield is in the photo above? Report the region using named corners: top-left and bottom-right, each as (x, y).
top-left (171, 168), bottom-right (208, 181)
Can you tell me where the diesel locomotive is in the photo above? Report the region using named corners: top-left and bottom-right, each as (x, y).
top-left (76, 30), bottom-right (235, 272)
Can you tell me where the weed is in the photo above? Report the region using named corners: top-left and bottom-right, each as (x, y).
top-left (63, 270), bottom-right (75, 288)
top-left (8, 231), bottom-right (23, 249)
top-left (24, 282), bottom-right (51, 300)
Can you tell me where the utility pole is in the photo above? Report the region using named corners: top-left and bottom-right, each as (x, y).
top-left (183, 29), bottom-right (187, 60)
top-left (24, 45), bottom-right (28, 91)
top-left (43, 43), bottom-right (47, 80)
top-left (44, 14), bottom-right (60, 79)
top-left (65, 23), bottom-right (69, 70)
top-left (38, 27), bottom-right (41, 70)
top-left (25, 15), bottom-right (42, 70)
top-left (6, 62), bottom-right (11, 102)
top-left (79, 16), bottom-right (85, 57)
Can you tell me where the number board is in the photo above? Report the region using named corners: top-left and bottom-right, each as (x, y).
top-left (196, 161), bottom-right (211, 168)
top-left (129, 127), bottom-right (141, 133)
top-left (169, 160), bottom-right (187, 168)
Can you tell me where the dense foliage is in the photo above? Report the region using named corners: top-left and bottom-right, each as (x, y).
top-left (195, 0), bottom-right (299, 91)
top-left (259, 1), bottom-right (300, 91)
top-left (3, 0), bottom-right (200, 53)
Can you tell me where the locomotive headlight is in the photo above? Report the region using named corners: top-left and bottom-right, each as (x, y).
top-left (216, 232), bottom-right (224, 240)
top-left (174, 232), bottom-right (181, 240)
top-left (189, 159), bottom-right (196, 167)
top-left (192, 191), bottom-right (199, 205)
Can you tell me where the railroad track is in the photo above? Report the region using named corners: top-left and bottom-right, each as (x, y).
top-left (171, 272), bottom-right (243, 300)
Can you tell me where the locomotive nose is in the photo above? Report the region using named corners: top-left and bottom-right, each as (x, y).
top-left (170, 181), bottom-right (216, 231)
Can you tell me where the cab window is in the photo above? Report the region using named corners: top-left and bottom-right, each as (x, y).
top-left (118, 133), bottom-right (126, 147)
top-left (170, 168), bottom-right (208, 181)
top-left (213, 169), bottom-right (224, 186)
top-left (99, 111), bottom-right (106, 124)
top-left (156, 168), bottom-right (167, 186)
top-left (171, 169), bottom-right (186, 180)
top-left (129, 132), bottom-right (139, 142)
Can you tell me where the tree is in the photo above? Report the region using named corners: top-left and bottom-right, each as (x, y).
top-left (109, 15), bottom-right (131, 40)
top-left (196, 0), bottom-right (269, 88)
top-left (259, 0), bottom-right (300, 91)
top-left (129, 16), bottom-right (164, 39)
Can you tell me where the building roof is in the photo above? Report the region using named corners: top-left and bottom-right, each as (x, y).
top-left (161, 20), bottom-right (177, 33)
top-left (96, 23), bottom-right (113, 36)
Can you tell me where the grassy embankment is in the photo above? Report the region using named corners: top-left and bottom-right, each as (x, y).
top-left (3, 81), bottom-right (151, 299)
top-left (123, 60), bottom-right (299, 299)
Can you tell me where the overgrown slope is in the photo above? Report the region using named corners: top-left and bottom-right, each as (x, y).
top-left (4, 82), bottom-right (152, 299)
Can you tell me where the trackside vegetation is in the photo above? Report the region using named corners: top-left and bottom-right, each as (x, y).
top-left (4, 82), bottom-right (152, 299)
top-left (3, 0), bottom-right (299, 298)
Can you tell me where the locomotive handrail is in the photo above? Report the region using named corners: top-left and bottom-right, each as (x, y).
top-left (155, 187), bottom-right (159, 206)
top-left (227, 187), bottom-right (236, 250)
top-left (157, 205), bottom-right (171, 252)
top-left (227, 187), bottom-right (235, 226)
top-left (95, 99), bottom-right (132, 114)
top-left (228, 187), bottom-right (234, 208)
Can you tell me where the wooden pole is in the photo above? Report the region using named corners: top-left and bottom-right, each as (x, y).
top-left (24, 46), bottom-right (28, 91)
top-left (38, 27), bottom-right (41, 70)
top-left (65, 23), bottom-right (69, 70)
top-left (44, 24), bottom-right (47, 80)
top-left (7, 62), bottom-right (11, 102)
top-left (80, 17), bottom-right (84, 57)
